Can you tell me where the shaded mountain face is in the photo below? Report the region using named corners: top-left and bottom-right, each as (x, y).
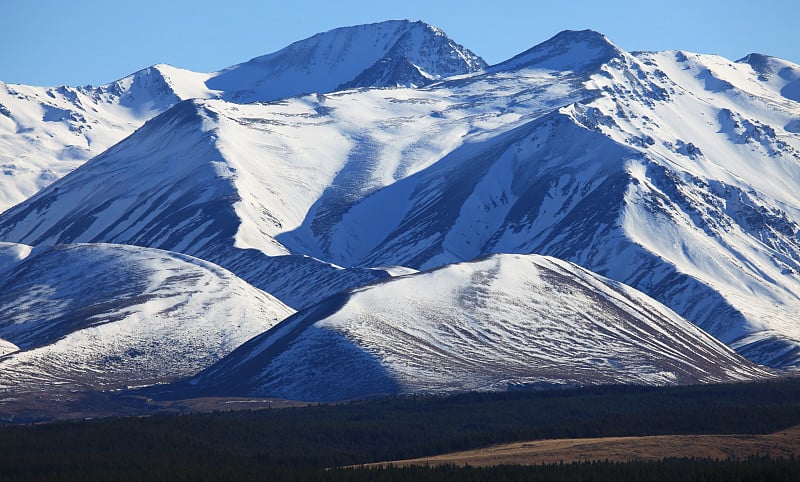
top-left (738, 53), bottom-right (800, 103)
top-left (174, 254), bottom-right (768, 402)
top-left (0, 243), bottom-right (293, 402)
top-left (270, 34), bottom-right (800, 369)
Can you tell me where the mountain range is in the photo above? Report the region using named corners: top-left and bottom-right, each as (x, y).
top-left (0, 20), bottom-right (798, 420)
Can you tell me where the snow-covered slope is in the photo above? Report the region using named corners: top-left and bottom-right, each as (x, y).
top-left (1, 29), bottom-right (798, 369)
top-left (265, 32), bottom-right (800, 369)
top-left (0, 99), bottom-right (389, 308)
top-left (0, 65), bottom-right (218, 212)
top-left (738, 53), bottom-right (800, 104)
top-left (175, 254), bottom-right (768, 402)
top-left (0, 243), bottom-right (293, 399)
top-left (0, 20), bottom-right (481, 215)
top-left (490, 29), bottom-right (623, 73)
top-left (207, 20), bottom-right (486, 102)
top-left (0, 339), bottom-right (18, 358)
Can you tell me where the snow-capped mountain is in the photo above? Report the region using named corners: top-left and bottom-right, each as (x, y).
top-left (0, 20), bottom-right (482, 216)
top-left (738, 53), bottom-right (800, 104)
top-left (490, 28), bottom-right (623, 73)
top-left (0, 65), bottom-right (219, 213)
top-left (207, 20), bottom-right (486, 102)
top-left (170, 254), bottom-right (768, 402)
top-left (0, 19), bottom-right (487, 312)
top-left (3, 29), bottom-right (797, 370)
top-left (1, 22), bottom-right (799, 418)
top-left (0, 99), bottom-right (390, 308)
top-left (0, 242), bottom-right (293, 402)
top-left (269, 31), bottom-right (800, 369)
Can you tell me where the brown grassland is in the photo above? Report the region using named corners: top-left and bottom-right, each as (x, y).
top-left (363, 424), bottom-right (800, 468)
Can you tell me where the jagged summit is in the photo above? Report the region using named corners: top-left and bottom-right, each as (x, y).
top-left (338, 22), bottom-right (485, 89)
top-left (206, 20), bottom-right (486, 102)
top-left (491, 29), bottom-right (622, 73)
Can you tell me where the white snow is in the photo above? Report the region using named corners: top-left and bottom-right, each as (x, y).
top-left (0, 242), bottom-right (33, 273)
top-left (2, 41), bottom-right (798, 366)
top-left (0, 22), bottom-right (799, 411)
top-left (191, 254), bottom-right (768, 402)
top-left (0, 64), bottom-right (219, 213)
top-left (0, 338), bottom-right (18, 358)
top-left (206, 20), bottom-right (484, 103)
top-left (0, 243), bottom-right (294, 394)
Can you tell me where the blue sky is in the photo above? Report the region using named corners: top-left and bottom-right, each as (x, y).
top-left (4, 0), bottom-right (798, 86)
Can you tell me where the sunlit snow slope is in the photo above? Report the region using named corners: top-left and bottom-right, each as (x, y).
top-left (263, 31), bottom-right (800, 369)
top-left (0, 99), bottom-right (391, 309)
top-left (176, 254), bottom-right (768, 402)
top-left (3, 29), bottom-right (797, 369)
top-left (0, 65), bottom-right (218, 212)
top-left (0, 20), bottom-right (482, 216)
top-left (0, 243), bottom-right (293, 400)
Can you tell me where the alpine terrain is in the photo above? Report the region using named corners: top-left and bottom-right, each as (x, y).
top-left (0, 243), bottom-right (292, 402)
top-left (0, 20), bottom-right (798, 419)
top-left (173, 254), bottom-right (768, 402)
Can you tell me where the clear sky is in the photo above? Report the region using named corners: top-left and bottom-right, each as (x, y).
top-left (4, 0), bottom-right (798, 87)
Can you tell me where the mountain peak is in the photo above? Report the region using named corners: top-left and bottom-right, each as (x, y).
top-left (736, 52), bottom-right (800, 101)
top-left (338, 20), bottom-right (486, 90)
top-left (88, 64), bottom-right (184, 114)
top-left (206, 20), bottom-right (485, 102)
top-left (491, 29), bottom-right (622, 73)
top-left (555, 29), bottom-right (608, 40)
top-left (737, 52), bottom-right (799, 76)
top-left (93, 64), bottom-right (217, 110)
